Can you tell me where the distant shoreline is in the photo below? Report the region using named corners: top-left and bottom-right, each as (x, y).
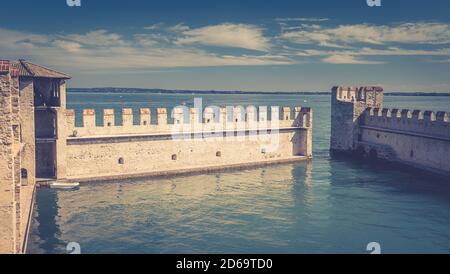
top-left (68, 88), bottom-right (450, 97)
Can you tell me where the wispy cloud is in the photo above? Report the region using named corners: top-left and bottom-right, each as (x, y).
top-left (167, 23), bottom-right (190, 33)
top-left (295, 47), bottom-right (450, 57)
top-left (321, 54), bottom-right (384, 64)
top-left (0, 26), bottom-right (289, 71)
top-left (2, 20), bottom-right (450, 72)
top-left (281, 22), bottom-right (450, 47)
top-left (61, 30), bottom-right (130, 47)
top-left (175, 23), bottom-right (271, 51)
top-left (143, 23), bottom-right (164, 30)
top-left (275, 17), bottom-right (329, 22)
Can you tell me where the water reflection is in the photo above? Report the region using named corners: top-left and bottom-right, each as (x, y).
top-left (28, 189), bottom-right (63, 253)
top-left (29, 162), bottom-right (314, 254)
top-left (28, 155), bottom-right (450, 254)
top-left (327, 155), bottom-right (450, 253)
top-left (28, 92), bottom-right (450, 253)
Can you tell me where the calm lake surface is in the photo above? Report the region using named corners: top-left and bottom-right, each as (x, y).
top-left (28, 92), bottom-right (450, 254)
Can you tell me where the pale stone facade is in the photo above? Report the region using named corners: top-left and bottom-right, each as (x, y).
top-left (0, 61), bottom-right (35, 254)
top-left (0, 60), bottom-right (70, 253)
top-left (62, 106), bottom-right (313, 182)
top-left (330, 86), bottom-right (450, 177)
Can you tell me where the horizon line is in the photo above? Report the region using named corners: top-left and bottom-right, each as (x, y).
top-left (67, 87), bottom-right (450, 96)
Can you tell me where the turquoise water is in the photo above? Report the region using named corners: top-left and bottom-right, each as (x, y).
top-left (28, 93), bottom-right (450, 254)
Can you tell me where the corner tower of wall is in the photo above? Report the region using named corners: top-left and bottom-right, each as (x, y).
top-left (330, 86), bottom-right (384, 153)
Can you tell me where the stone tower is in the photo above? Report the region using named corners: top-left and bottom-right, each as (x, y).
top-left (330, 86), bottom-right (383, 153)
top-left (0, 60), bottom-right (70, 253)
top-left (0, 60), bottom-right (22, 254)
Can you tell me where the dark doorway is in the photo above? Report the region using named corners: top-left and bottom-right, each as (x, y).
top-left (36, 141), bottom-right (56, 178)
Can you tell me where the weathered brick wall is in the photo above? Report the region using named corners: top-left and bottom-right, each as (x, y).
top-left (56, 81), bottom-right (68, 179)
top-left (62, 107), bottom-right (313, 181)
top-left (359, 108), bottom-right (449, 176)
top-left (10, 68), bottom-right (22, 254)
top-left (0, 68), bottom-right (16, 254)
top-left (0, 62), bottom-right (27, 254)
top-left (19, 79), bottom-right (36, 185)
top-left (65, 130), bottom-right (308, 181)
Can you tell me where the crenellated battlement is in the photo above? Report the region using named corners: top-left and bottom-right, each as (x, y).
top-left (66, 105), bottom-right (312, 137)
top-left (363, 107), bottom-right (450, 139)
top-left (332, 85), bottom-right (384, 106)
top-left (331, 84), bottom-right (450, 176)
top-left (64, 104), bottom-right (313, 181)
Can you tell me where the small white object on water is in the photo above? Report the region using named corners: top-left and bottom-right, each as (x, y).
top-left (50, 182), bottom-right (80, 190)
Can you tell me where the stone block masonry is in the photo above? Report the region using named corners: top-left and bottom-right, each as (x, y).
top-left (0, 61), bottom-right (33, 254)
top-left (0, 64), bottom-right (16, 254)
top-left (63, 106), bottom-right (313, 182)
top-left (330, 86), bottom-right (450, 177)
top-left (0, 60), bottom-right (70, 253)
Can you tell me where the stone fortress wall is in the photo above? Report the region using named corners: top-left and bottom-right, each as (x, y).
top-left (63, 105), bottom-right (313, 181)
top-left (331, 86), bottom-right (450, 177)
top-left (0, 59), bottom-right (314, 253)
top-left (1, 59), bottom-right (313, 253)
top-left (0, 61), bottom-right (35, 254)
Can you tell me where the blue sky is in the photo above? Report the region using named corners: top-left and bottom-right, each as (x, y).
top-left (1, 0), bottom-right (450, 92)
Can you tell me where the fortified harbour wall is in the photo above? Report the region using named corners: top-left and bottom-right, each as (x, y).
top-left (331, 86), bottom-right (450, 176)
top-left (0, 60), bottom-right (312, 253)
top-left (63, 105), bottom-right (313, 181)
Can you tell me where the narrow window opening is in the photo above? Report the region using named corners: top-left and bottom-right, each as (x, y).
top-left (216, 151), bottom-right (221, 157)
top-left (107, 122), bottom-right (112, 127)
top-left (21, 169), bottom-right (28, 179)
top-left (20, 168), bottom-right (28, 186)
top-left (410, 150), bottom-right (414, 158)
top-left (118, 158), bottom-right (124, 165)
top-left (172, 154), bottom-right (177, 161)
top-left (143, 121), bottom-right (147, 126)
top-left (12, 125), bottom-right (19, 142)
